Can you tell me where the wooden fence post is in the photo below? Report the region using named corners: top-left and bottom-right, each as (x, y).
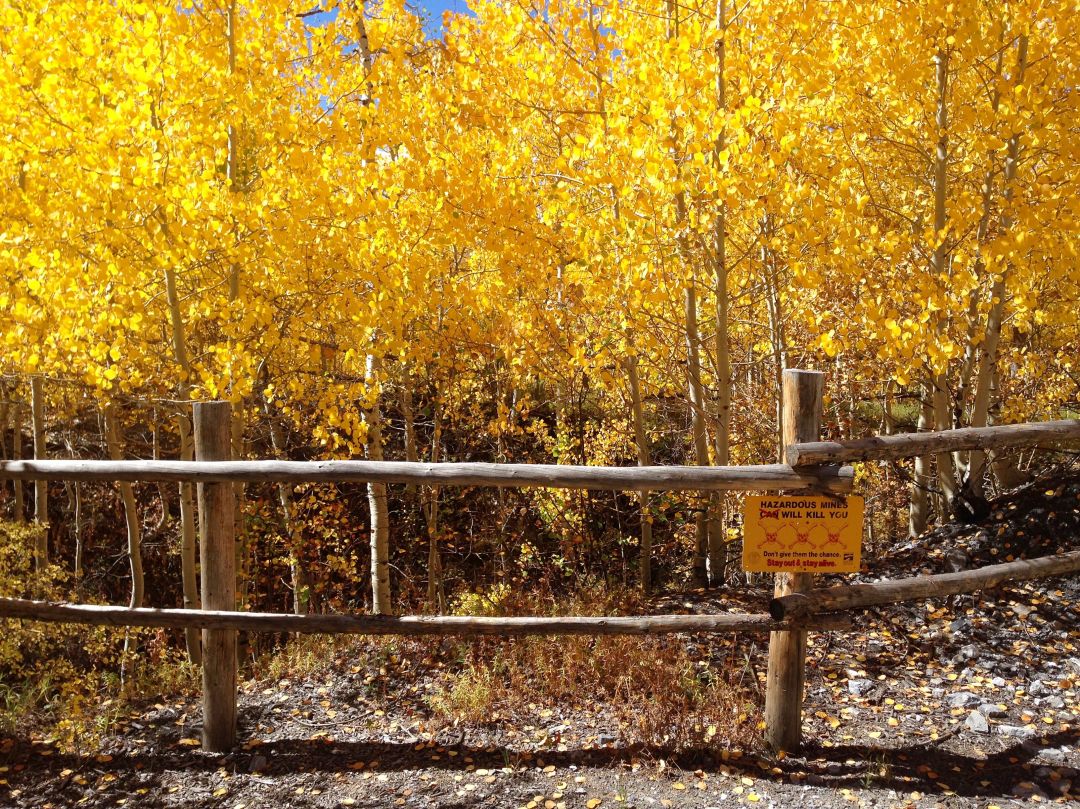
top-left (764, 369), bottom-right (824, 752)
top-left (194, 401), bottom-right (236, 752)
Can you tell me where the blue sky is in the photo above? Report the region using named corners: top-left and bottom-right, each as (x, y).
top-left (305, 1), bottom-right (474, 38)
top-left (418, 0), bottom-right (472, 34)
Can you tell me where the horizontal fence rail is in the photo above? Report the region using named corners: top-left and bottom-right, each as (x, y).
top-left (0, 598), bottom-right (852, 635)
top-left (770, 550), bottom-right (1080, 620)
top-left (787, 418), bottom-right (1080, 467)
top-left (0, 459), bottom-right (855, 493)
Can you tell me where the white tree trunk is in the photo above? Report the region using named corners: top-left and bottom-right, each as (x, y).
top-left (365, 354), bottom-right (391, 614)
top-left (265, 397), bottom-right (312, 615)
top-left (910, 392), bottom-right (933, 537)
top-left (31, 376), bottom-right (48, 566)
top-left (626, 356), bottom-right (654, 594)
top-left (0, 391), bottom-right (8, 518)
top-left (929, 49), bottom-right (958, 509)
top-left (423, 403), bottom-right (444, 613)
top-left (164, 266), bottom-right (202, 662)
top-left (954, 47), bottom-right (1006, 476)
top-left (104, 405), bottom-right (143, 609)
top-left (762, 215), bottom-right (787, 463)
top-left (402, 383), bottom-right (418, 494)
top-left (70, 480), bottom-right (83, 580)
top-left (684, 283), bottom-right (711, 587)
top-left (11, 401), bottom-right (24, 522)
top-left (969, 35), bottom-right (1028, 497)
top-left (708, 0), bottom-right (731, 587)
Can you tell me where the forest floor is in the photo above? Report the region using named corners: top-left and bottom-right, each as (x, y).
top-left (2, 472), bottom-right (1079, 809)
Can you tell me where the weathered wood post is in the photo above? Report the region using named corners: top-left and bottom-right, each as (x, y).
top-left (194, 401), bottom-right (236, 752)
top-left (764, 369), bottom-right (824, 752)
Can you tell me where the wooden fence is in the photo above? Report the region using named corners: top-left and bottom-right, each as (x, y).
top-left (1, 372), bottom-right (1078, 754)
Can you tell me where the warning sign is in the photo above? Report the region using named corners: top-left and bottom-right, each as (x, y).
top-left (742, 495), bottom-right (864, 573)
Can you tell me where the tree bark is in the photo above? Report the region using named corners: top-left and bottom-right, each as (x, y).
top-left (353, 4), bottom-right (389, 613)
top-left (929, 49), bottom-right (958, 509)
top-left (423, 402), bottom-right (444, 613)
top-left (365, 354), bottom-right (391, 614)
top-left (954, 46), bottom-right (1006, 466)
top-left (104, 405), bottom-right (143, 609)
top-left (0, 391), bottom-right (8, 516)
top-left (266, 399), bottom-right (311, 615)
top-left (402, 383), bottom-right (418, 493)
top-left (626, 356), bottom-right (654, 594)
top-left (969, 34), bottom-right (1028, 496)
top-left (224, 0), bottom-right (249, 608)
top-left (684, 283), bottom-right (712, 587)
top-left (230, 406), bottom-right (247, 609)
top-left (989, 364), bottom-right (1026, 490)
top-left (151, 412), bottom-right (172, 531)
top-left (12, 401), bottom-right (24, 523)
top-left (178, 413), bottom-right (201, 662)
top-left (665, 0), bottom-right (711, 588)
top-left (225, 0), bottom-right (241, 196)
top-left (163, 257), bottom-right (202, 661)
top-left (712, 0), bottom-right (731, 471)
top-left (762, 215), bottom-right (788, 463)
top-left (70, 480), bottom-right (83, 581)
top-left (707, 0), bottom-right (731, 587)
top-left (31, 376), bottom-right (48, 566)
top-left (62, 435), bottom-right (83, 579)
top-left (910, 392), bottom-right (933, 537)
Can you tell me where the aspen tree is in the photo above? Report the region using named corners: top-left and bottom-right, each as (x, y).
top-left (103, 405), bottom-right (143, 609)
top-left (30, 375), bottom-right (48, 566)
top-left (164, 263), bottom-right (202, 662)
top-left (968, 34), bottom-right (1028, 495)
top-left (365, 353), bottom-right (391, 614)
top-left (266, 393), bottom-right (313, 615)
top-left (423, 399), bottom-right (445, 613)
top-left (954, 41), bottom-right (1007, 456)
top-left (11, 401), bottom-right (24, 524)
top-left (665, 0), bottom-right (711, 588)
top-left (709, 0), bottom-right (731, 583)
top-left (929, 48), bottom-right (959, 510)
top-left (625, 355), bottom-right (654, 594)
top-left (0, 388), bottom-right (7, 513)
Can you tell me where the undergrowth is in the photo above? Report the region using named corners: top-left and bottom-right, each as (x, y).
top-left (426, 579), bottom-right (759, 751)
top-left (0, 522), bottom-right (199, 753)
top-left (246, 578), bottom-right (758, 751)
top-left (251, 632), bottom-right (398, 683)
top-left (4, 518), bottom-right (756, 757)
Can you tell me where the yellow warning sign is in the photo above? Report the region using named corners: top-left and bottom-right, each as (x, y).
top-left (742, 495), bottom-right (864, 573)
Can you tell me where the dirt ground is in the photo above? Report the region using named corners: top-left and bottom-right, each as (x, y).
top-left (2, 474), bottom-right (1078, 808)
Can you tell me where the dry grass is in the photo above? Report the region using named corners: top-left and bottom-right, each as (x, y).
top-left (427, 580), bottom-right (759, 750)
top-left (236, 580), bottom-right (759, 752)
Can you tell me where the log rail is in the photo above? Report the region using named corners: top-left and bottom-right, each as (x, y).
top-left (770, 549), bottom-right (1080, 621)
top-left (0, 598), bottom-right (851, 635)
top-left (787, 418), bottom-right (1080, 467)
top-left (0, 459), bottom-right (854, 493)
